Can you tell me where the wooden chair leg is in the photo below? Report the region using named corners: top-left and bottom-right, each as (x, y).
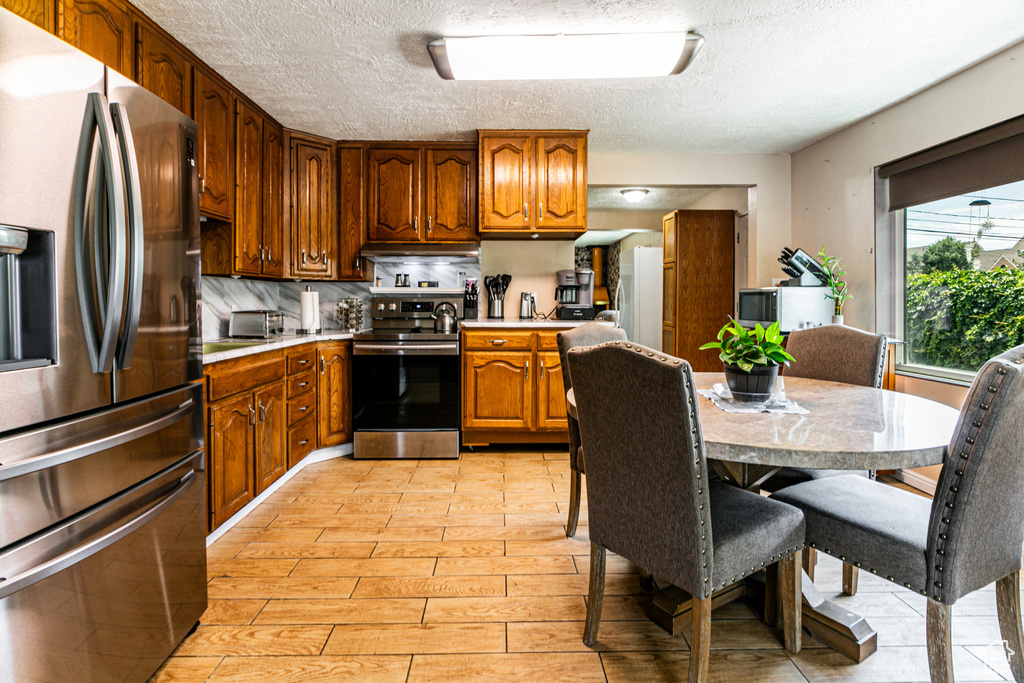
top-left (803, 547), bottom-right (816, 582)
top-left (763, 562), bottom-right (781, 628)
top-left (780, 551), bottom-right (802, 654)
top-left (566, 468), bottom-right (582, 538)
top-left (996, 571), bottom-right (1024, 682)
top-left (638, 567), bottom-right (656, 592)
top-left (842, 563), bottom-right (859, 596)
top-left (583, 542), bottom-right (606, 646)
top-left (926, 599), bottom-right (954, 683)
top-left (688, 595), bottom-right (712, 683)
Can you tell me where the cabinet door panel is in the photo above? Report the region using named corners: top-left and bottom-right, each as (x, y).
top-left (290, 138), bottom-right (333, 277)
top-left (209, 393), bottom-right (254, 527)
top-left (255, 381), bottom-right (287, 494)
top-left (425, 148), bottom-right (476, 241)
top-left (234, 101), bottom-right (263, 275)
top-left (58, 0), bottom-right (130, 74)
top-left (337, 145), bottom-right (367, 279)
top-left (137, 22), bottom-right (192, 114)
top-left (536, 351), bottom-right (567, 430)
top-left (368, 148), bottom-right (420, 242)
top-left (318, 342), bottom-right (351, 447)
top-left (262, 120), bottom-right (285, 277)
top-left (480, 136), bottom-right (531, 231)
top-left (194, 68), bottom-right (235, 221)
top-left (535, 136), bottom-right (586, 231)
top-left (463, 352), bottom-right (532, 430)
top-left (4, 0), bottom-right (54, 31)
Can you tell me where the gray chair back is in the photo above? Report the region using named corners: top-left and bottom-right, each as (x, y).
top-left (926, 344), bottom-right (1024, 604)
top-left (568, 341), bottom-right (712, 597)
top-left (786, 324), bottom-right (887, 388)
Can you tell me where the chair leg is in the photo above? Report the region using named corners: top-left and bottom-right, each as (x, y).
top-left (583, 542), bottom-right (606, 646)
top-left (803, 547), bottom-right (816, 582)
top-left (842, 563), bottom-right (859, 596)
top-left (566, 468), bottom-right (582, 538)
top-left (638, 567), bottom-right (656, 592)
top-left (763, 562), bottom-right (781, 628)
top-left (780, 551), bottom-right (802, 654)
top-left (688, 595), bottom-right (712, 683)
top-left (996, 571), bottom-right (1024, 682)
top-left (926, 599), bottom-right (954, 683)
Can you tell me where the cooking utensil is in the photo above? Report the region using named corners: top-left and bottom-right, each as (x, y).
top-left (500, 274), bottom-right (511, 295)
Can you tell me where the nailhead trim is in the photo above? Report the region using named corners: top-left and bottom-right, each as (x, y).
top-left (804, 543), bottom-right (927, 593)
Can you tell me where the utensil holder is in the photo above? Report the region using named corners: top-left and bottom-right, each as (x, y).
top-left (488, 299), bottom-right (504, 319)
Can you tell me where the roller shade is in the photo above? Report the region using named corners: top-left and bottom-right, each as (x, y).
top-left (878, 114), bottom-right (1024, 210)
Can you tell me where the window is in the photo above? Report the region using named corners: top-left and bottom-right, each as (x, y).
top-left (899, 180), bottom-right (1024, 380)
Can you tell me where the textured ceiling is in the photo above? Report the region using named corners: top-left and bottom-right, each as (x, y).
top-left (588, 185), bottom-right (716, 211)
top-left (131, 0), bottom-right (1024, 154)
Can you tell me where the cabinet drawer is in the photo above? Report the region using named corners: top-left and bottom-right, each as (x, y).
top-left (464, 331), bottom-right (533, 351)
top-left (288, 415), bottom-right (317, 468)
top-left (537, 332), bottom-right (567, 351)
top-left (207, 354), bottom-right (286, 402)
top-left (288, 346), bottom-right (317, 374)
top-left (287, 392), bottom-right (317, 427)
top-left (288, 370), bottom-right (316, 398)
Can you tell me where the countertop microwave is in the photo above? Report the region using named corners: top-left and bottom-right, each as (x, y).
top-left (736, 287), bottom-right (834, 333)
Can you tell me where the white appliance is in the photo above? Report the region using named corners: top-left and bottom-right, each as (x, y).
top-left (615, 246), bottom-right (663, 349)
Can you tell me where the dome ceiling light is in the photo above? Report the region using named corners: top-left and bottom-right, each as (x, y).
top-left (620, 188), bottom-right (650, 203)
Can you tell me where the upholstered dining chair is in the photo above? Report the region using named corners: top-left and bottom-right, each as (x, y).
top-left (555, 322), bottom-right (627, 538)
top-left (569, 341), bottom-right (806, 681)
top-left (774, 344), bottom-right (1024, 683)
top-left (761, 324), bottom-right (887, 595)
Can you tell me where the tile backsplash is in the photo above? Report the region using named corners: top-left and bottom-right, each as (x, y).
top-left (202, 262), bottom-right (480, 340)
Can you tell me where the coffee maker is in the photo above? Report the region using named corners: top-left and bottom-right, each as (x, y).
top-left (554, 269), bottom-right (597, 320)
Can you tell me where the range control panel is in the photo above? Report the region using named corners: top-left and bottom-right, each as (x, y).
top-left (370, 296), bottom-right (463, 321)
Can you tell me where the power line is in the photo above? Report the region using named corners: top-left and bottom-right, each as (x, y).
top-left (908, 209), bottom-right (1024, 222)
top-left (965, 194), bottom-right (1024, 203)
top-left (906, 228), bottom-right (1023, 242)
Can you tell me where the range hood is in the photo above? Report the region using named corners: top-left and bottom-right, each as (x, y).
top-left (360, 242), bottom-right (480, 264)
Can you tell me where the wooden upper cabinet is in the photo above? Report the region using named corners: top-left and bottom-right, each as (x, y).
top-left (193, 68), bottom-right (235, 221)
top-left (262, 119), bottom-right (285, 278)
top-left (289, 133), bottom-right (334, 278)
top-left (367, 147), bottom-right (421, 242)
top-left (336, 144), bottom-right (368, 280)
top-left (4, 0), bottom-right (54, 31)
top-left (234, 100), bottom-right (263, 276)
top-left (57, 0), bottom-right (130, 73)
top-left (479, 135), bottom-right (532, 231)
top-left (425, 148), bottom-right (476, 242)
top-left (535, 135), bottom-right (586, 232)
top-left (136, 22), bottom-right (192, 115)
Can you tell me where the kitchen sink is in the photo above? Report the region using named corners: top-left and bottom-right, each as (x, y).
top-left (202, 341), bottom-right (265, 354)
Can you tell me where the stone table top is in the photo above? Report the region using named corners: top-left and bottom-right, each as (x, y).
top-left (569, 372), bottom-right (962, 471)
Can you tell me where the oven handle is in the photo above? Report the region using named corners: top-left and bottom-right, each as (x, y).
top-left (354, 343), bottom-right (460, 356)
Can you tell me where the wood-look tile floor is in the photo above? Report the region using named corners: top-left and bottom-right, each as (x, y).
top-left (153, 449), bottom-right (1014, 682)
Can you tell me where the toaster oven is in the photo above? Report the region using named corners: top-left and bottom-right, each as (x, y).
top-left (229, 310), bottom-right (285, 338)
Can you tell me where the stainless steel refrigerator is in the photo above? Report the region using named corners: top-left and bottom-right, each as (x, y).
top-left (615, 246), bottom-right (663, 349)
top-left (0, 9), bottom-right (206, 682)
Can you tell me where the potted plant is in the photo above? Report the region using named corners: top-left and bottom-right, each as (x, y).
top-left (700, 319), bottom-right (794, 402)
top-left (818, 245), bottom-right (851, 324)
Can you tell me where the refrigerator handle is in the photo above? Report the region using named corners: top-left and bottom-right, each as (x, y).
top-left (73, 92), bottom-right (127, 374)
top-left (110, 102), bottom-right (144, 369)
top-left (0, 468), bottom-right (196, 600)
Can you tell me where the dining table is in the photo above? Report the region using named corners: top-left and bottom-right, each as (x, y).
top-left (566, 371), bottom-right (962, 662)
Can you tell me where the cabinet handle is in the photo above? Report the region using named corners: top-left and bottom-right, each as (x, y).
top-left (200, 175), bottom-right (205, 194)
top-left (248, 405), bottom-right (256, 426)
top-left (428, 216), bottom-right (432, 234)
top-left (299, 381), bottom-right (308, 387)
top-left (540, 360), bottom-right (545, 379)
top-left (299, 439), bottom-right (309, 446)
top-left (300, 405), bottom-right (308, 412)
top-left (321, 356), bottom-right (325, 375)
top-left (259, 246), bottom-right (265, 263)
top-left (259, 402), bottom-right (266, 422)
top-left (301, 249), bottom-right (307, 265)
top-left (525, 360), bottom-right (530, 380)
top-left (490, 339), bottom-right (507, 346)
top-left (539, 202), bottom-right (544, 221)
top-left (524, 202), bottom-right (528, 220)
top-left (299, 359), bottom-right (308, 365)
top-left (414, 217), bottom-right (419, 233)
top-left (266, 247), bottom-right (271, 262)
top-left (354, 256), bottom-right (360, 271)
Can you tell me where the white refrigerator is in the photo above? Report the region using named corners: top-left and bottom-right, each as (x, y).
top-left (616, 246), bottom-right (663, 349)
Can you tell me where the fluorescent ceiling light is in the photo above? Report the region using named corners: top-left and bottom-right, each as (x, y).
top-left (428, 32), bottom-right (703, 81)
top-left (621, 188), bottom-right (649, 203)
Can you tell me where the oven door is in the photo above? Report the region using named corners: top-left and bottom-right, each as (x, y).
top-left (352, 341), bottom-right (460, 459)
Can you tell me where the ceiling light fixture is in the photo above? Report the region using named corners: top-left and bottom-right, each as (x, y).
top-left (428, 32), bottom-right (704, 81)
top-left (621, 189), bottom-right (650, 203)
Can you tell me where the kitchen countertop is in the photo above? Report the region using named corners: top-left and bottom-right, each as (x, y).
top-left (203, 332), bottom-right (354, 365)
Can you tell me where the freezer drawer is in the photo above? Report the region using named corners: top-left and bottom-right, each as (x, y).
top-left (0, 450), bottom-right (207, 683)
top-left (0, 383), bottom-right (202, 548)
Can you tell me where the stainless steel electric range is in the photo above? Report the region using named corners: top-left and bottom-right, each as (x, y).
top-left (352, 289), bottom-right (464, 459)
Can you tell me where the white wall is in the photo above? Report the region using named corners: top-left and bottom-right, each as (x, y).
top-left (791, 40), bottom-right (1024, 330)
top-left (588, 153), bottom-right (791, 288)
top-left (588, 210), bottom-right (663, 232)
top-left (480, 240), bottom-right (576, 318)
top-left (619, 230), bottom-right (663, 251)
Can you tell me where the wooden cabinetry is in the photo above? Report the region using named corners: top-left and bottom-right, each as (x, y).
top-left (662, 210), bottom-right (735, 371)
top-left (286, 345), bottom-right (318, 468)
top-left (262, 119), bottom-right (285, 277)
top-left (57, 0), bottom-right (131, 74)
top-left (367, 142), bottom-right (476, 243)
top-left (208, 392), bottom-right (255, 528)
top-left (234, 100), bottom-right (263, 275)
top-left (193, 67), bottom-right (235, 220)
top-left (317, 341), bottom-right (351, 447)
top-left (253, 381), bottom-right (287, 494)
top-left (336, 143), bottom-right (369, 280)
top-left (288, 132), bottom-right (334, 278)
top-left (136, 21), bottom-right (191, 114)
top-left (461, 329), bottom-right (572, 446)
top-left (479, 130), bottom-right (587, 238)
top-left (4, 0), bottom-right (54, 31)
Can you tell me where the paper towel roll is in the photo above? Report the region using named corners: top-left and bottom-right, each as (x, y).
top-left (300, 290), bottom-right (317, 331)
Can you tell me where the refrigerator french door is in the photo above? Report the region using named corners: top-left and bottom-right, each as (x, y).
top-left (0, 9), bottom-right (206, 682)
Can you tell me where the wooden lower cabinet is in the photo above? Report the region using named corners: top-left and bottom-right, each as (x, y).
top-left (254, 381), bottom-right (286, 494)
top-left (286, 344), bottom-right (319, 468)
top-left (317, 341), bottom-right (351, 447)
top-left (461, 330), bottom-right (571, 446)
top-left (208, 392), bottom-right (255, 529)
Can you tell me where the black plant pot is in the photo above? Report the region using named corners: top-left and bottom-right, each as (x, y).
top-left (723, 363), bottom-right (779, 402)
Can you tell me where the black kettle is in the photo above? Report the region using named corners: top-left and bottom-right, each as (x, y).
top-left (431, 302), bottom-right (458, 334)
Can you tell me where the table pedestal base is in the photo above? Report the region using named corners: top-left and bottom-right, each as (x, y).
top-left (641, 583), bottom-right (747, 635)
